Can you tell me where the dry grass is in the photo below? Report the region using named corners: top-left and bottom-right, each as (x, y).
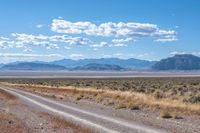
top-left (159, 111), bottom-right (183, 119)
top-left (51, 116), bottom-right (94, 133)
top-left (1, 80), bottom-right (200, 116)
top-left (160, 111), bottom-right (172, 119)
top-left (115, 102), bottom-right (127, 109)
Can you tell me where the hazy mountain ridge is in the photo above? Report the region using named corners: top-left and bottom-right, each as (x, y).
top-left (2, 55), bottom-right (200, 71)
top-left (50, 58), bottom-right (155, 69)
top-left (1, 62), bottom-right (66, 71)
top-left (72, 63), bottom-right (124, 71)
top-left (153, 54), bottom-right (200, 70)
top-left (0, 63), bottom-right (4, 67)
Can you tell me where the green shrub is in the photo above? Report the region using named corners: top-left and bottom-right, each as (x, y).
top-left (188, 95), bottom-right (200, 103)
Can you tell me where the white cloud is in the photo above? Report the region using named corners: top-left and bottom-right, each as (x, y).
top-left (46, 44), bottom-right (59, 49)
top-left (36, 24), bottom-right (44, 28)
top-left (112, 38), bottom-right (133, 43)
top-left (90, 41), bottom-right (127, 49)
top-left (101, 52), bottom-right (153, 60)
top-left (109, 43), bottom-right (127, 47)
top-left (170, 51), bottom-right (185, 55)
top-left (23, 48), bottom-right (34, 52)
top-left (9, 33), bottom-right (90, 49)
top-left (90, 41), bottom-right (108, 48)
top-left (51, 19), bottom-right (177, 42)
top-left (155, 36), bottom-right (178, 42)
top-left (0, 53), bottom-right (64, 63)
top-left (56, 36), bottom-right (89, 45)
top-left (69, 54), bottom-right (83, 58)
top-left (0, 37), bottom-right (9, 40)
top-left (11, 33), bottom-right (50, 48)
top-left (51, 19), bottom-right (95, 34)
top-left (0, 53), bottom-right (63, 58)
top-left (136, 53), bottom-right (150, 58)
top-left (0, 37), bottom-right (14, 49)
top-left (64, 46), bottom-right (71, 50)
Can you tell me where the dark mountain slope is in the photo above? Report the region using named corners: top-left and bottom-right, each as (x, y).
top-left (72, 63), bottom-right (124, 71)
top-left (152, 54), bottom-right (200, 70)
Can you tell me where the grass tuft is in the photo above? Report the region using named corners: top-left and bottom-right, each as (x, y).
top-left (160, 111), bottom-right (172, 119)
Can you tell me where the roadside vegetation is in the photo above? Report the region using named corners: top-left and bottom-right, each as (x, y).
top-left (1, 77), bottom-right (200, 117)
top-left (49, 114), bottom-right (94, 133)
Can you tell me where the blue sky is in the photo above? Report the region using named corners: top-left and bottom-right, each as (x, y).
top-left (0, 0), bottom-right (199, 63)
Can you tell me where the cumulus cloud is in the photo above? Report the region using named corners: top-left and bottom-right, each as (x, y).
top-left (49, 35), bottom-right (90, 45)
top-left (69, 54), bottom-right (83, 58)
top-left (170, 51), bottom-right (185, 55)
top-left (23, 48), bottom-right (34, 52)
top-left (51, 19), bottom-right (177, 42)
top-left (0, 37), bottom-right (14, 49)
top-left (11, 33), bottom-right (50, 48)
top-left (36, 24), bottom-right (44, 28)
top-left (64, 46), bottom-right (71, 50)
top-left (0, 19), bottom-right (177, 53)
top-left (46, 44), bottom-right (59, 49)
top-left (112, 38), bottom-right (133, 43)
top-left (0, 37), bottom-right (9, 40)
top-left (8, 33), bottom-right (90, 50)
top-left (109, 43), bottom-right (127, 47)
top-left (90, 41), bottom-right (127, 49)
top-left (90, 41), bottom-right (108, 48)
top-left (0, 53), bottom-right (63, 58)
top-left (102, 52), bottom-right (152, 59)
top-left (51, 19), bottom-right (95, 34)
top-left (155, 36), bottom-right (178, 42)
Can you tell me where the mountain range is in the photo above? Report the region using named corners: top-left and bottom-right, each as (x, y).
top-left (0, 58), bottom-right (155, 71)
top-left (152, 54), bottom-right (200, 70)
top-left (1, 62), bottom-right (66, 71)
top-left (72, 63), bottom-right (124, 71)
top-left (50, 58), bottom-right (155, 69)
top-left (1, 54), bottom-right (200, 71)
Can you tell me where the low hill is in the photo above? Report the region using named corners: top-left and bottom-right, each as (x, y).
top-left (1, 62), bottom-right (66, 71)
top-left (152, 54), bottom-right (200, 70)
top-left (72, 63), bottom-right (124, 71)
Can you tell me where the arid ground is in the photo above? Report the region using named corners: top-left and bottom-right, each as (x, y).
top-left (0, 77), bottom-right (200, 133)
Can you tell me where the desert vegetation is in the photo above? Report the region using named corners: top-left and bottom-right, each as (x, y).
top-left (1, 77), bottom-right (200, 117)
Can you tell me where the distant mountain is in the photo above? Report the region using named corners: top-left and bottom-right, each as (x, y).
top-left (72, 63), bottom-right (124, 71)
top-left (0, 63), bottom-right (4, 68)
top-left (152, 54), bottom-right (200, 70)
top-left (50, 59), bottom-right (78, 67)
top-left (1, 62), bottom-right (66, 71)
top-left (50, 58), bottom-right (155, 69)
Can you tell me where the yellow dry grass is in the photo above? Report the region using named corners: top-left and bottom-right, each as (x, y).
top-left (1, 82), bottom-right (200, 115)
top-left (50, 115), bottom-right (94, 133)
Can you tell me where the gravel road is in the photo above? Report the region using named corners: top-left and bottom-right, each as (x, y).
top-left (1, 87), bottom-right (171, 133)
